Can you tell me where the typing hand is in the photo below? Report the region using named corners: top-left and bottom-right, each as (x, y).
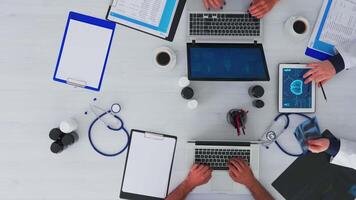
top-left (184, 164), bottom-right (212, 189)
top-left (249, 0), bottom-right (279, 19)
top-left (228, 158), bottom-right (257, 188)
top-left (307, 138), bottom-right (330, 153)
top-left (203, 0), bottom-right (225, 10)
top-left (303, 61), bottom-right (336, 85)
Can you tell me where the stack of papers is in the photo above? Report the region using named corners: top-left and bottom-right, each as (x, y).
top-left (107, 0), bottom-right (179, 39)
top-left (306, 0), bottom-right (356, 60)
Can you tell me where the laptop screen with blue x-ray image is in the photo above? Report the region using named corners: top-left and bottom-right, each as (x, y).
top-left (187, 43), bottom-right (270, 81)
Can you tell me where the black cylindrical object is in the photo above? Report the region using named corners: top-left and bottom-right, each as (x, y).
top-left (181, 87), bottom-right (194, 100)
top-left (50, 141), bottom-right (65, 154)
top-left (253, 100), bottom-right (265, 108)
top-left (248, 85), bottom-right (264, 98)
top-left (61, 132), bottom-right (79, 146)
top-left (49, 128), bottom-right (65, 141)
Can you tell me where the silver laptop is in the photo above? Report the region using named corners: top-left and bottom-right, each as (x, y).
top-left (187, 0), bottom-right (263, 44)
top-left (187, 140), bottom-right (260, 194)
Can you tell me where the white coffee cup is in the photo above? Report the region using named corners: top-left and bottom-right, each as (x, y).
top-left (60, 118), bottom-right (78, 133)
top-left (284, 16), bottom-right (310, 40)
top-left (153, 46), bottom-right (176, 71)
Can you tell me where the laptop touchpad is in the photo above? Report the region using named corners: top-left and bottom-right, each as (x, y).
top-left (211, 171), bottom-right (234, 192)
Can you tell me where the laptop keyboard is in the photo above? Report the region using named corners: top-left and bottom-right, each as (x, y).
top-left (195, 148), bottom-right (250, 170)
top-left (189, 13), bottom-right (260, 37)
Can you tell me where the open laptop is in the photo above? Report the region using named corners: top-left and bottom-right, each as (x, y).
top-left (187, 140), bottom-right (260, 194)
top-left (186, 0), bottom-right (269, 81)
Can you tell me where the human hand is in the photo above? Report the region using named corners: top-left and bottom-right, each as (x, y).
top-left (203, 0), bottom-right (225, 10)
top-left (307, 138), bottom-right (330, 153)
top-left (249, 0), bottom-right (279, 19)
top-left (303, 61), bottom-right (336, 85)
top-left (228, 158), bottom-right (257, 188)
top-left (184, 164), bottom-right (212, 189)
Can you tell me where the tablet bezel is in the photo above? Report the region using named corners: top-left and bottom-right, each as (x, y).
top-left (279, 64), bottom-right (316, 113)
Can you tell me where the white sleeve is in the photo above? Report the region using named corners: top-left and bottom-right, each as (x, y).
top-left (330, 138), bottom-right (356, 170)
top-left (335, 39), bottom-right (356, 69)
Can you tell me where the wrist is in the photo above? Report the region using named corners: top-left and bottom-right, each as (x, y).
top-left (182, 179), bottom-right (195, 192)
top-left (245, 177), bottom-right (259, 190)
top-left (326, 137), bottom-right (340, 156)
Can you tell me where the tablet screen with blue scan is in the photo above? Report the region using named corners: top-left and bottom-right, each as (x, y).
top-left (282, 68), bottom-right (311, 109)
top-left (187, 43), bottom-right (270, 81)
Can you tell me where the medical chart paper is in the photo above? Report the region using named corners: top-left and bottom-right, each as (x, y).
top-left (306, 0), bottom-right (356, 59)
top-left (108, 0), bottom-right (178, 38)
top-left (114, 0), bottom-right (166, 27)
top-left (320, 0), bottom-right (356, 45)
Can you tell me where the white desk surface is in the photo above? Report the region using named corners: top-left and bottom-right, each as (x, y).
top-left (1, 0), bottom-right (356, 199)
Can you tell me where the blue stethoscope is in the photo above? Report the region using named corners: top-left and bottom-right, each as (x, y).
top-left (262, 113), bottom-right (312, 157)
top-left (88, 103), bottom-right (130, 157)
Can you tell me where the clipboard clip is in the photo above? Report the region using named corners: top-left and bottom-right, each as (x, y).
top-left (144, 132), bottom-right (165, 140)
top-left (67, 78), bottom-right (87, 88)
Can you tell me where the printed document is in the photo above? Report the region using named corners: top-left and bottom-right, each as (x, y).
top-left (108, 0), bottom-right (178, 38)
top-left (113, 0), bottom-right (167, 27)
top-left (320, 0), bottom-right (356, 45)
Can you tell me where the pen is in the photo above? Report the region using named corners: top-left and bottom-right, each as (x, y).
top-left (239, 117), bottom-right (246, 135)
top-left (319, 83), bottom-right (327, 102)
top-left (235, 116), bottom-right (241, 136)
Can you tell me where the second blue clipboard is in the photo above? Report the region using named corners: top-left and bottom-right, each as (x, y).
top-left (53, 12), bottom-right (116, 92)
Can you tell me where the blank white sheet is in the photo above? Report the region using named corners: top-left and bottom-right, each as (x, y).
top-left (56, 20), bottom-right (113, 88)
top-left (122, 131), bottom-right (176, 198)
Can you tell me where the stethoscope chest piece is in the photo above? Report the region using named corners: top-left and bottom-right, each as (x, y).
top-left (266, 131), bottom-right (277, 141)
top-left (111, 103), bottom-right (121, 113)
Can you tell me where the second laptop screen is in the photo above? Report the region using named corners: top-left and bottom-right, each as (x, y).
top-left (188, 45), bottom-right (269, 81)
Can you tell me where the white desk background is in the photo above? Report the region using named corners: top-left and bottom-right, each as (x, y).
top-left (1, 0), bottom-right (355, 200)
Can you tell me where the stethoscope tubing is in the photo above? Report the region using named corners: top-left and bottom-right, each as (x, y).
top-left (272, 113), bottom-right (312, 157)
top-left (88, 110), bottom-right (130, 157)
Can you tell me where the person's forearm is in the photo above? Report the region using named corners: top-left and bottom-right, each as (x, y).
top-left (247, 179), bottom-right (274, 200)
top-left (165, 180), bottom-right (194, 200)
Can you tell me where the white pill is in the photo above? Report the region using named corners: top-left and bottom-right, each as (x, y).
top-left (187, 100), bottom-right (198, 109)
top-left (178, 77), bottom-right (190, 88)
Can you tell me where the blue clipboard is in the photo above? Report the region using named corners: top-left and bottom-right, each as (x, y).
top-left (305, 0), bottom-right (335, 61)
top-left (53, 12), bottom-right (116, 91)
top-left (305, 47), bottom-right (332, 61)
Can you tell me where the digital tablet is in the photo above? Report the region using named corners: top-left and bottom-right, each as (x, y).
top-left (279, 64), bottom-right (315, 113)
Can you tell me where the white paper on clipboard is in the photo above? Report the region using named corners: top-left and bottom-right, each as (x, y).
top-left (122, 130), bottom-right (176, 198)
top-left (55, 19), bottom-right (113, 89)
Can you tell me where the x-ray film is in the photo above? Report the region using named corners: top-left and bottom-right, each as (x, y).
top-left (294, 117), bottom-right (321, 154)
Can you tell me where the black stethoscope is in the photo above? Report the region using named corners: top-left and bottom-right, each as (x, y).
top-left (262, 113), bottom-right (312, 157)
top-left (87, 103), bottom-right (130, 157)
